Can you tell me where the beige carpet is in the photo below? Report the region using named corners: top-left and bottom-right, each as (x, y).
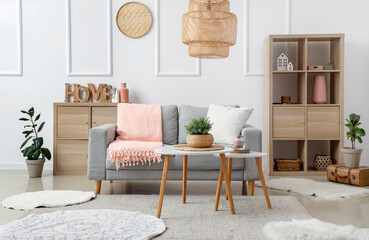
top-left (4, 195), bottom-right (311, 239)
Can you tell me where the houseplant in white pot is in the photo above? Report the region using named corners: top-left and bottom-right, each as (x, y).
top-left (185, 117), bottom-right (213, 148)
top-left (341, 113), bottom-right (366, 168)
top-left (19, 107), bottom-right (51, 177)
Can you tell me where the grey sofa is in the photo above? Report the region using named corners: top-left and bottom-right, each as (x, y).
top-left (88, 105), bottom-right (262, 194)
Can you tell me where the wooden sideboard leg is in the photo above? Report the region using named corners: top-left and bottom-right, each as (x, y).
top-left (248, 181), bottom-right (255, 196)
top-left (95, 180), bottom-right (102, 194)
top-left (242, 181), bottom-right (247, 196)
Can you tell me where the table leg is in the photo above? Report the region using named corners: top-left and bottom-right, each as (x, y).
top-left (220, 154), bottom-right (235, 214)
top-left (157, 155), bottom-right (171, 218)
top-left (248, 181), bottom-right (255, 196)
top-left (182, 155), bottom-right (188, 204)
top-left (255, 157), bottom-right (272, 209)
top-left (225, 158), bottom-right (233, 200)
top-left (214, 158), bottom-right (224, 211)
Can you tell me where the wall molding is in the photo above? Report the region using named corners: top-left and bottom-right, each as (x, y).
top-left (155, 0), bottom-right (201, 77)
top-left (0, 0), bottom-right (23, 76)
top-left (244, 0), bottom-right (291, 77)
top-left (66, 0), bottom-right (113, 77)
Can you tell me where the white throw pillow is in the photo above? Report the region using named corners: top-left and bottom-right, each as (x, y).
top-left (206, 104), bottom-right (254, 144)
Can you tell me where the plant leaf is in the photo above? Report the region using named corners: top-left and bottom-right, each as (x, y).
top-left (19, 118), bottom-right (29, 121)
top-left (20, 136), bottom-right (32, 149)
top-left (41, 148), bottom-right (51, 160)
top-left (23, 145), bottom-right (35, 157)
top-left (35, 113), bottom-right (41, 121)
top-left (38, 122), bottom-right (45, 133)
top-left (33, 149), bottom-right (41, 159)
top-left (28, 107), bottom-right (34, 117)
top-left (33, 137), bottom-right (43, 149)
top-left (21, 110), bottom-right (28, 114)
top-left (357, 136), bottom-right (363, 144)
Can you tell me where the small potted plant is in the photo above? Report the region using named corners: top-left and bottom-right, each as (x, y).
top-left (184, 117), bottom-right (213, 148)
top-left (19, 107), bottom-right (51, 178)
top-left (341, 113), bottom-right (366, 168)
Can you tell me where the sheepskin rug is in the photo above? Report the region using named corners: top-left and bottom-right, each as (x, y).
top-left (257, 178), bottom-right (369, 200)
top-left (263, 218), bottom-right (369, 240)
top-left (2, 190), bottom-right (96, 210)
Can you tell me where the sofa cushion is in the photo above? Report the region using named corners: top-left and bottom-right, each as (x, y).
top-left (162, 105), bottom-right (178, 145)
top-left (178, 105), bottom-right (239, 144)
top-left (207, 104), bottom-right (254, 144)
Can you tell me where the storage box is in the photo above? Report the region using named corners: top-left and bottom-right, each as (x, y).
top-left (327, 164), bottom-right (369, 187)
top-left (308, 65), bottom-right (323, 70)
top-left (274, 159), bottom-right (301, 171)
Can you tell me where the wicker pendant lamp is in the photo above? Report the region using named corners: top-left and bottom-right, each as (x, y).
top-left (182, 0), bottom-right (237, 59)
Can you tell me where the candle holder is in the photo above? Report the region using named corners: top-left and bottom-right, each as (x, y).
top-left (233, 135), bottom-right (250, 153)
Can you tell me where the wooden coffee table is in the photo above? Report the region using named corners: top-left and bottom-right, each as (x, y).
top-left (154, 145), bottom-right (233, 218)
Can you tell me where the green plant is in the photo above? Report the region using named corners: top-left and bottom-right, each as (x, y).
top-left (184, 117), bottom-right (213, 135)
top-left (19, 107), bottom-right (51, 160)
top-left (345, 113), bottom-right (366, 149)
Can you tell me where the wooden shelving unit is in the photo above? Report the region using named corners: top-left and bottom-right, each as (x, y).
top-left (264, 34), bottom-right (344, 176)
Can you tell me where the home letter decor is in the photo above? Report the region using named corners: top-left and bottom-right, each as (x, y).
top-left (88, 84), bottom-right (106, 102)
top-left (65, 83), bottom-right (80, 103)
top-left (64, 83), bottom-right (113, 103)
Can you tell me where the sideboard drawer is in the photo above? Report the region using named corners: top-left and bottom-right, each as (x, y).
top-left (308, 107), bottom-right (340, 138)
top-left (55, 140), bottom-right (88, 174)
top-left (273, 107), bottom-right (305, 138)
top-left (57, 107), bottom-right (89, 138)
top-left (92, 107), bottom-right (117, 128)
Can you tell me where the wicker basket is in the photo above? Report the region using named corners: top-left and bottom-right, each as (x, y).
top-left (274, 158), bottom-right (301, 171)
top-left (313, 154), bottom-right (332, 171)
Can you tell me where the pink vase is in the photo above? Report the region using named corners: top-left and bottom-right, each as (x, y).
top-left (118, 83), bottom-right (129, 103)
top-left (312, 75), bottom-right (327, 104)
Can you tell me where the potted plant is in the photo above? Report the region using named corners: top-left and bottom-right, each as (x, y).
top-left (19, 107), bottom-right (51, 178)
top-left (184, 117), bottom-right (214, 148)
top-left (341, 113), bottom-right (366, 168)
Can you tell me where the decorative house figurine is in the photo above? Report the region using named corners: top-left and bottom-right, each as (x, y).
top-left (287, 62), bottom-right (294, 71)
top-left (277, 53), bottom-right (288, 71)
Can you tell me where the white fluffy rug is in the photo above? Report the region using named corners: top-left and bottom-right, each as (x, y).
top-left (2, 190), bottom-right (96, 210)
top-left (22, 195), bottom-right (311, 239)
top-left (0, 209), bottom-right (166, 240)
top-left (263, 218), bottom-right (369, 240)
top-left (257, 178), bottom-right (369, 200)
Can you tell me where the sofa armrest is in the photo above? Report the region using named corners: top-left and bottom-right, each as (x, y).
top-left (241, 124), bottom-right (262, 181)
top-left (88, 124), bottom-right (117, 180)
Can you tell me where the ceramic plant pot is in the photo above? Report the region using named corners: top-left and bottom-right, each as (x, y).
top-left (341, 147), bottom-right (362, 168)
top-left (26, 158), bottom-right (45, 178)
top-left (186, 134), bottom-right (214, 148)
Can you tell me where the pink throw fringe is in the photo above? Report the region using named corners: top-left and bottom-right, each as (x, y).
top-left (108, 140), bottom-right (163, 169)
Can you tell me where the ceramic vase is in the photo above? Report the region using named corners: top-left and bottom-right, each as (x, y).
top-left (312, 75), bottom-right (327, 104)
top-left (118, 83), bottom-right (129, 103)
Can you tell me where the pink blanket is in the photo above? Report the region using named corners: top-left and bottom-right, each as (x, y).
top-left (108, 104), bottom-right (163, 168)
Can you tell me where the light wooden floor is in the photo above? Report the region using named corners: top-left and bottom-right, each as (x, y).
top-left (0, 170), bottom-right (368, 228)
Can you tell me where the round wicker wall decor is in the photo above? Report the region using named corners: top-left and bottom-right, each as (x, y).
top-left (116, 2), bottom-right (152, 38)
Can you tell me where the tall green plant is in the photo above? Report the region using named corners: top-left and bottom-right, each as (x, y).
top-left (184, 117), bottom-right (213, 135)
top-left (19, 107), bottom-right (51, 160)
top-left (345, 113), bottom-right (366, 149)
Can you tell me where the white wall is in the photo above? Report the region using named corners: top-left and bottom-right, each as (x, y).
top-left (1, 0), bottom-right (369, 169)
